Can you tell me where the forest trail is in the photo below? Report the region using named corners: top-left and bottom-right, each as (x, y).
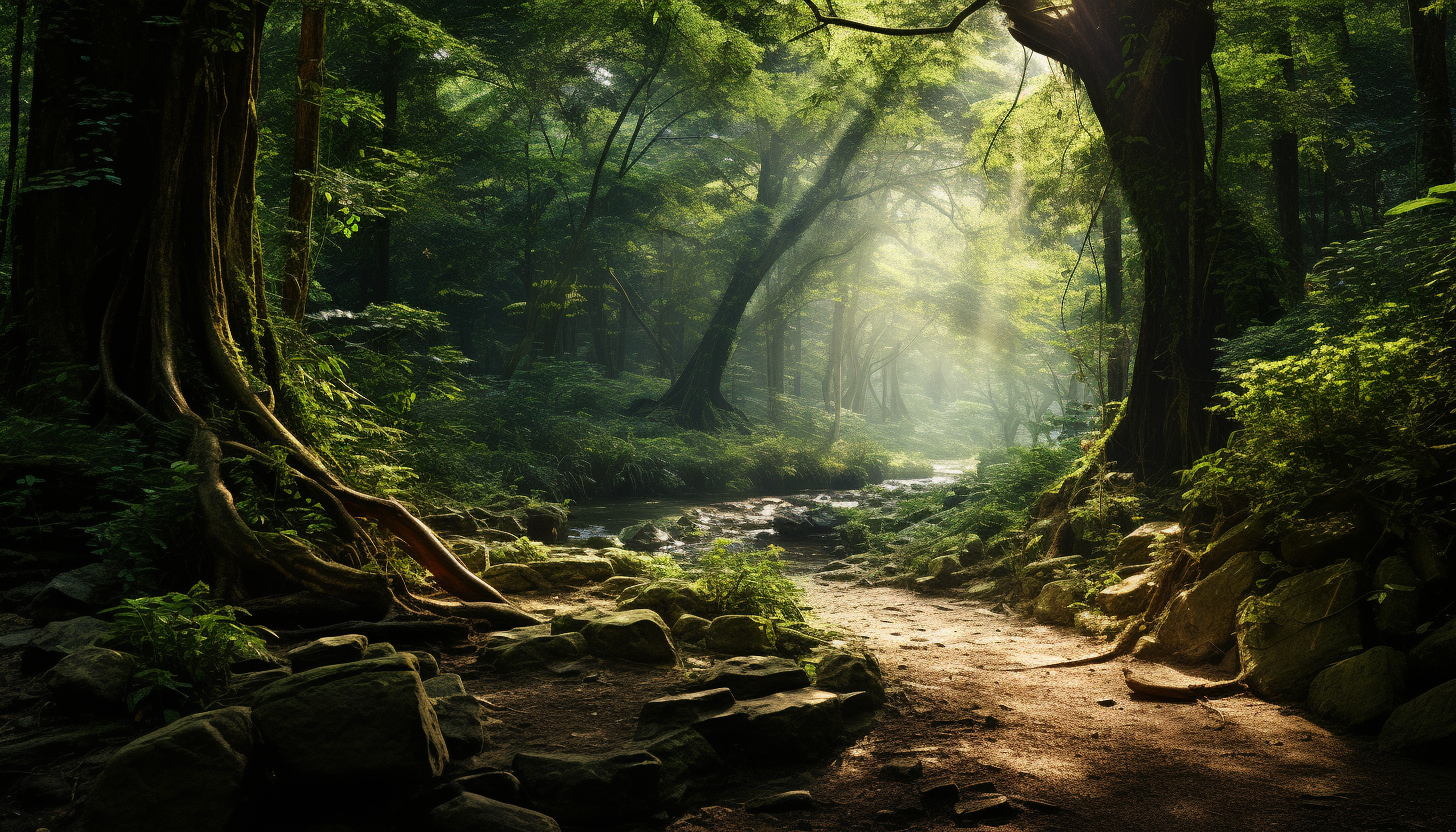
top-left (696, 570), bottom-right (1456, 832)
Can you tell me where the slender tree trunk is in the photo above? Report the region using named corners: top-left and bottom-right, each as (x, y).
top-left (792, 310), bottom-right (802, 397)
top-left (1102, 194), bottom-right (1129, 403)
top-left (1409, 0), bottom-right (1455, 188)
top-left (1270, 22), bottom-right (1303, 294)
top-left (828, 298), bottom-right (845, 441)
top-left (367, 54), bottom-right (398, 306)
top-left (0, 0), bottom-right (22, 280)
top-left (10, 1), bottom-right (509, 611)
top-left (1002, 0), bottom-right (1282, 482)
top-left (281, 4), bottom-right (326, 321)
top-left (766, 316), bottom-right (785, 425)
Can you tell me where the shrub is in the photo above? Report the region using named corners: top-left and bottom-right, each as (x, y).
top-left (102, 582), bottom-right (272, 715)
top-left (691, 539), bottom-right (804, 621)
top-left (490, 535), bottom-right (550, 564)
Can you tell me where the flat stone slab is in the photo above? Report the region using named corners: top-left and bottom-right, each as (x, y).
top-left (692, 656), bottom-right (810, 699)
top-left (694, 688), bottom-right (844, 760)
top-left (637, 688), bottom-right (736, 738)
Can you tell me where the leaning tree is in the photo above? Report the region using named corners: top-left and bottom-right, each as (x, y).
top-left (800, 0), bottom-right (1284, 482)
top-left (6, 0), bottom-right (519, 619)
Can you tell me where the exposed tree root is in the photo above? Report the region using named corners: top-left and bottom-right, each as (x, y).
top-left (985, 618), bottom-right (1145, 671)
top-left (1122, 667), bottom-right (1246, 700)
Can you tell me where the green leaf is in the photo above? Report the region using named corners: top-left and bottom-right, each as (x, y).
top-left (1384, 196), bottom-right (1450, 216)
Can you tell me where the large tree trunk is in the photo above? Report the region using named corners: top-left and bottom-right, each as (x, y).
top-left (0, 0), bottom-right (24, 273)
top-left (1408, 0), bottom-right (1454, 188)
top-left (11, 0), bottom-right (508, 611)
top-left (1002, 0), bottom-right (1282, 482)
top-left (1270, 22), bottom-right (1303, 292)
top-left (280, 4), bottom-right (326, 321)
top-left (1101, 194), bottom-right (1128, 403)
top-left (653, 98), bottom-right (884, 430)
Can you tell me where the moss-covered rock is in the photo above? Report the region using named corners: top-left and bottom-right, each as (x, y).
top-left (1236, 561), bottom-right (1363, 700)
top-left (1307, 646), bottom-right (1406, 729)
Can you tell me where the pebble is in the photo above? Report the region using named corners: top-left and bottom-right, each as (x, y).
top-left (1097, 698), bottom-right (1116, 707)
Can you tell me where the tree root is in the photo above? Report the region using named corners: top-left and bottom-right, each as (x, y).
top-left (984, 618), bottom-right (1145, 671)
top-left (1122, 667), bottom-right (1246, 700)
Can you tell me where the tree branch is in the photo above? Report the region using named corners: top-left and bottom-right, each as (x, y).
top-left (798, 0), bottom-right (994, 36)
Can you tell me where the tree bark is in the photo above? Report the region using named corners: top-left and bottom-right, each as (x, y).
top-left (0, 0), bottom-right (24, 275)
top-left (367, 51), bottom-right (398, 306)
top-left (281, 4), bottom-right (326, 321)
top-left (1408, 0), bottom-right (1455, 188)
top-left (1001, 0), bottom-right (1282, 482)
top-left (766, 315), bottom-right (785, 425)
top-left (1270, 22), bottom-right (1303, 293)
top-left (1101, 193), bottom-right (1128, 403)
top-left (10, 0), bottom-right (506, 609)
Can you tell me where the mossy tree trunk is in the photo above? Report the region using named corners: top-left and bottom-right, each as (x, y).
top-left (10, 0), bottom-right (507, 611)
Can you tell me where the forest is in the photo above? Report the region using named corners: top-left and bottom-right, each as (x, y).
top-left (0, 0), bottom-right (1452, 830)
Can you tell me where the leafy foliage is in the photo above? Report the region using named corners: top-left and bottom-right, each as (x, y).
top-left (691, 538), bottom-right (804, 621)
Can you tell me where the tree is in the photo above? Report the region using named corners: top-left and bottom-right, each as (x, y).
top-left (1408, 0), bottom-right (1454, 187)
top-left (7, 0), bottom-right (518, 618)
top-left (281, 1), bottom-right (327, 321)
top-left (802, 0), bottom-right (1284, 481)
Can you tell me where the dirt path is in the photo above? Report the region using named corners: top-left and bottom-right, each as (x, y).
top-left (670, 572), bottom-right (1456, 832)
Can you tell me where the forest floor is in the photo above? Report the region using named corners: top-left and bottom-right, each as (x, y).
top-left (463, 523), bottom-right (1456, 832)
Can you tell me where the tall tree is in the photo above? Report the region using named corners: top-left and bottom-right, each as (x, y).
top-left (1407, 0), bottom-right (1454, 187)
top-left (281, 2), bottom-right (327, 321)
top-left (8, 0), bottom-right (516, 616)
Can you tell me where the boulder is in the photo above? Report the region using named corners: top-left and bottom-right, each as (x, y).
top-left (424, 513), bottom-right (479, 536)
top-left (1113, 522), bottom-right (1180, 568)
top-left (812, 650), bottom-right (884, 706)
top-left (20, 615), bottom-right (109, 674)
top-left (442, 770), bottom-right (521, 804)
top-left (1373, 556), bottom-right (1422, 637)
top-left (513, 749), bottom-right (662, 824)
top-left (692, 656), bottom-right (809, 699)
top-left (533, 555), bottom-right (614, 586)
top-left (635, 727), bottom-right (722, 806)
top-left (586, 535), bottom-right (624, 549)
top-left (252, 656), bottom-right (447, 782)
top-left (579, 609), bottom-right (677, 664)
top-left (523, 503), bottom-right (568, 544)
top-left (1032, 580), bottom-right (1079, 626)
top-left (694, 688), bottom-right (844, 759)
top-left (25, 562), bottom-right (114, 624)
top-left (44, 645), bottom-right (134, 713)
top-left (406, 650), bottom-right (440, 680)
top-left (1307, 646), bottom-right (1406, 729)
top-left (637, 688), bottom-right (737, 738)
top-left (915, 555), bottom-right (966, 590)
top-left (1408, 525), bottom-right (1449, 584)
top-left (705, 615), bottom-right (774, 655)
top-left (431, 691), bottom-right (487, 760)
top-left (771, 506), bottom-right (844, 539)
top-left (957, 535), bottom-right (986, 567)
top-left (1096, 569), bottom-right (1160, 618)
top-left (1408, 617), bottom-right (1456, 688)
top-left (482, 563), bottom-right (550, 593)
top-left (431, 794), bottom-right (560, 832)
top-left (623, 523), bottom-right (675, 552)
top-left (601, 548), bottom-right (655, 577)
top-left (481, 632), bottom-right (587, 672)
top-left (1279, 512), bottom-right (1373, 569)
top-left (222, 668), bottom-right (290, 705)
top-left (285, 634), bottom-right (367, 672)
top-left (1199, 515), bottom-right (1272, 574)
top-left (81, 706), bottom-right (253, 832)
top-left (363, 641), bottom-right (399, 660)
top-left (1236, 561), bottom-right (1363, 700)
top-left (617, 582), bottom-right (709, 625)
top-left (1149, 551), bottom-right (1263, 665)
top-left (424, 673), bottom-right (468, 698)
top-left (671, 613), bottom-right (712, 643)
top-left (600, 575), bottom-right (646, 596)
top-left (746, 791), bottom-right (814, 813)
top-left (1378, 679), bottom-right (1456, 757)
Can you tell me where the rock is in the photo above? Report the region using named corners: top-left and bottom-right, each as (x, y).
top-left (623, 523), bottom-right (675, 551)
top-left (746, 791), bottom-right (814, 813)
top-left (637, 688), bottom-right (737, 737)
top-left (82, 706), bottom-right (253, 832)
top-left (1033, 580), bottom-right (1079, 626)
top-left (953, 794), bottom-right (1016, 822)
top-left (432, 691), bottom-right (487, 760)
top-left (252, 656), bottom-right (447, 783)
top-left (587, 535), bottom-right (624, 549)
top-left (534, 555), bottom-right (614, 585)
top-left (918, 778), bottom-right (959, 802)
top-left (237, 591), bottom-right (372, 628)
top-left (881, 759), bottom-right (923, 780)
top-left (671, 613), bottom-right (712, 643)
top-left (1113, 522), bottom-right (1180, 568)
top-left (13, 773), bottom-right (71, 808)
top-left (771, 506), bottom-right (844, 538)
top-left (1377, 679), bottom-right (1456, 758)
top-left (580, 609), bottom-right (677, 664)
top-left (1408, 525), bottom-right (1450, 584)
top-left (424, 512), bottom-right (479, 536)
top-left (1280, 512), bottom-right (1373, 568)
top-left (1307, 646), bottom-right (1407, 728)
top-left (20, 615), bottom-right (109, 674)
top-left (286, 634), bottom-right (367, 672)
top-left (812, 651), bottom-right (883, 705)
top-left (1371, 556), bottom-right (1421, 637)
top-left (406, 651), bottom-right (440, 680)
top-left (24, 562), bottom-right (114, 623)
top-left (513, 749), bottom-right (662, 824)
top-left (635, 727), bottom-right (723, 806)
top-left (44, 645), bottom-right (134, 712)
top-left (1236, 561), bottom-right (1364, 700)
top-left (0, 626), bottom-right (40, 650)
top-left (222, 668), bottom-right (290, 705)
top-left (917, 555), bottom-right (966, 589)
top-left (1408, 617), bottom-right (1456, 688)
top-left (600, 575), bottom-right (646, 595)
top-left (482, 632), bottom-right (587, 672)
top-left (482, 563), bottom-right (550, 593)
top-left (1074, 609), bottom-right (1124, 638)
top-left (445, 770), bottom-right (521, 804)
top-left (1096, 568), bottom-right (1160, 618)
top-left (1096, 698), bottom-right (1116, 707)
top-left (705, 615), bottom-right (774, 655)
top-left (424, 673), bottom-right (467, 698)
top-left (431, 794), bottom-right (561, 832)
top-left (1148, 551), bottom-right (1263, 665)
top-left (692, 656), bottom-right (809, 699)
top-left (1199, 515), bottom-right (1272, 574)
top-left (958, 535), bottom-right (986, 566)
top-left (523, 503), bottom-right (568, 544)
top-left (550, 607), bottom-right (609, 633)
top-left (363, 641), bottom-right (398, 659)
top-left (617, 581), bottom-right (710, 625)
top-left (694, 688), bottom-right (844, 759)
